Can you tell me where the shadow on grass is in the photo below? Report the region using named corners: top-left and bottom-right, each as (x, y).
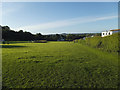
top-left (0, 45), bottom-right (26, 48)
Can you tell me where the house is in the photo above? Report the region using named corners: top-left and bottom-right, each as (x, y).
top-left (57, 37), bottom-right (65, 41)
top-left (91, 35), bottom-right (94, 37)
top-left (83, 37), bottom-right (86, 40)
top-left (57, 38), bottom-right (65, 41)
top-left (101, 29), bottom-right (120, 37)
top-left (60, 38), bottom-right (65, 41)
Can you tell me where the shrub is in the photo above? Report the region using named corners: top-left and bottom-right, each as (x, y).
top-left (2, 41), bottom-right (5, 44)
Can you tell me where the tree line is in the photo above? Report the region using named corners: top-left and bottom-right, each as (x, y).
top-left (1, 25), bottom-right (100, 41)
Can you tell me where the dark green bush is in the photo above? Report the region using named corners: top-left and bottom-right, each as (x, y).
top-left (2, 41), bottom-right (5, 44)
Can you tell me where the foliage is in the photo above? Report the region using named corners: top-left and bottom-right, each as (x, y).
top-left (1, 25), bottom-right (99, 41)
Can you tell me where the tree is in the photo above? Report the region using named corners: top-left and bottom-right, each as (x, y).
top-left (35, 33), bottom-right (43, 40)
top-left (18, 30), bottom-right (23, 33)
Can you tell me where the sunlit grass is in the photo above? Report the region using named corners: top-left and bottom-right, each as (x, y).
top-left (2, 42), bottom-right (118, 88)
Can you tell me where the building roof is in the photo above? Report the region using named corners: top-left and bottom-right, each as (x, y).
top-left (110, 29), bottom-right (120, 31)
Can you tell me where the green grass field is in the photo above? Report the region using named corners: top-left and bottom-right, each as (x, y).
top-left (2, 41), bottom-right (118, 88)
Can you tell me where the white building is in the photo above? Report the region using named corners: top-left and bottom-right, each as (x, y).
top-left (101, 29), bottom-right (120, 37)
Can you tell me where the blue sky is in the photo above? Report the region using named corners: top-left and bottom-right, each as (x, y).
top-left (2, 2), bottom-right (118, 34)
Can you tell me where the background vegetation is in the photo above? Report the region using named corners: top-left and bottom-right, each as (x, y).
top-left (1, 26), bottom-right (99, 41)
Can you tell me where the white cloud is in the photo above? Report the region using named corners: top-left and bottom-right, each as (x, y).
top-left (15, 15), bottom-right (117, 33)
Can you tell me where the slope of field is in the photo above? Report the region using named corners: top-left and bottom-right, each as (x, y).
top-left (2, 42), bottom-right (118, 88)
top-left (78, 33), bottom-right (119, 54)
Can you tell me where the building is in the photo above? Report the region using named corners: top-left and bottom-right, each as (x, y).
top-left (101, 29), bottom-right (120, 37)
top-left (57, 38), bottom-right (65, 41)
top-left (83, 37), bottom-right (86, 40)
top-left (91, 35), bottom-right (94, 37)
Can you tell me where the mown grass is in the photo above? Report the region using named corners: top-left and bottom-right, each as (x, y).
top-left (2, 41), bottom-right (118, 88)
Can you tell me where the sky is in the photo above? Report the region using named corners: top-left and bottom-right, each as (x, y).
top-left (2, 2), bottom-right (118, 34)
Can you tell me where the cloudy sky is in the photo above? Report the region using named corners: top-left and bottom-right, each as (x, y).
top-left (2, 2), bottom-right (118, 34)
